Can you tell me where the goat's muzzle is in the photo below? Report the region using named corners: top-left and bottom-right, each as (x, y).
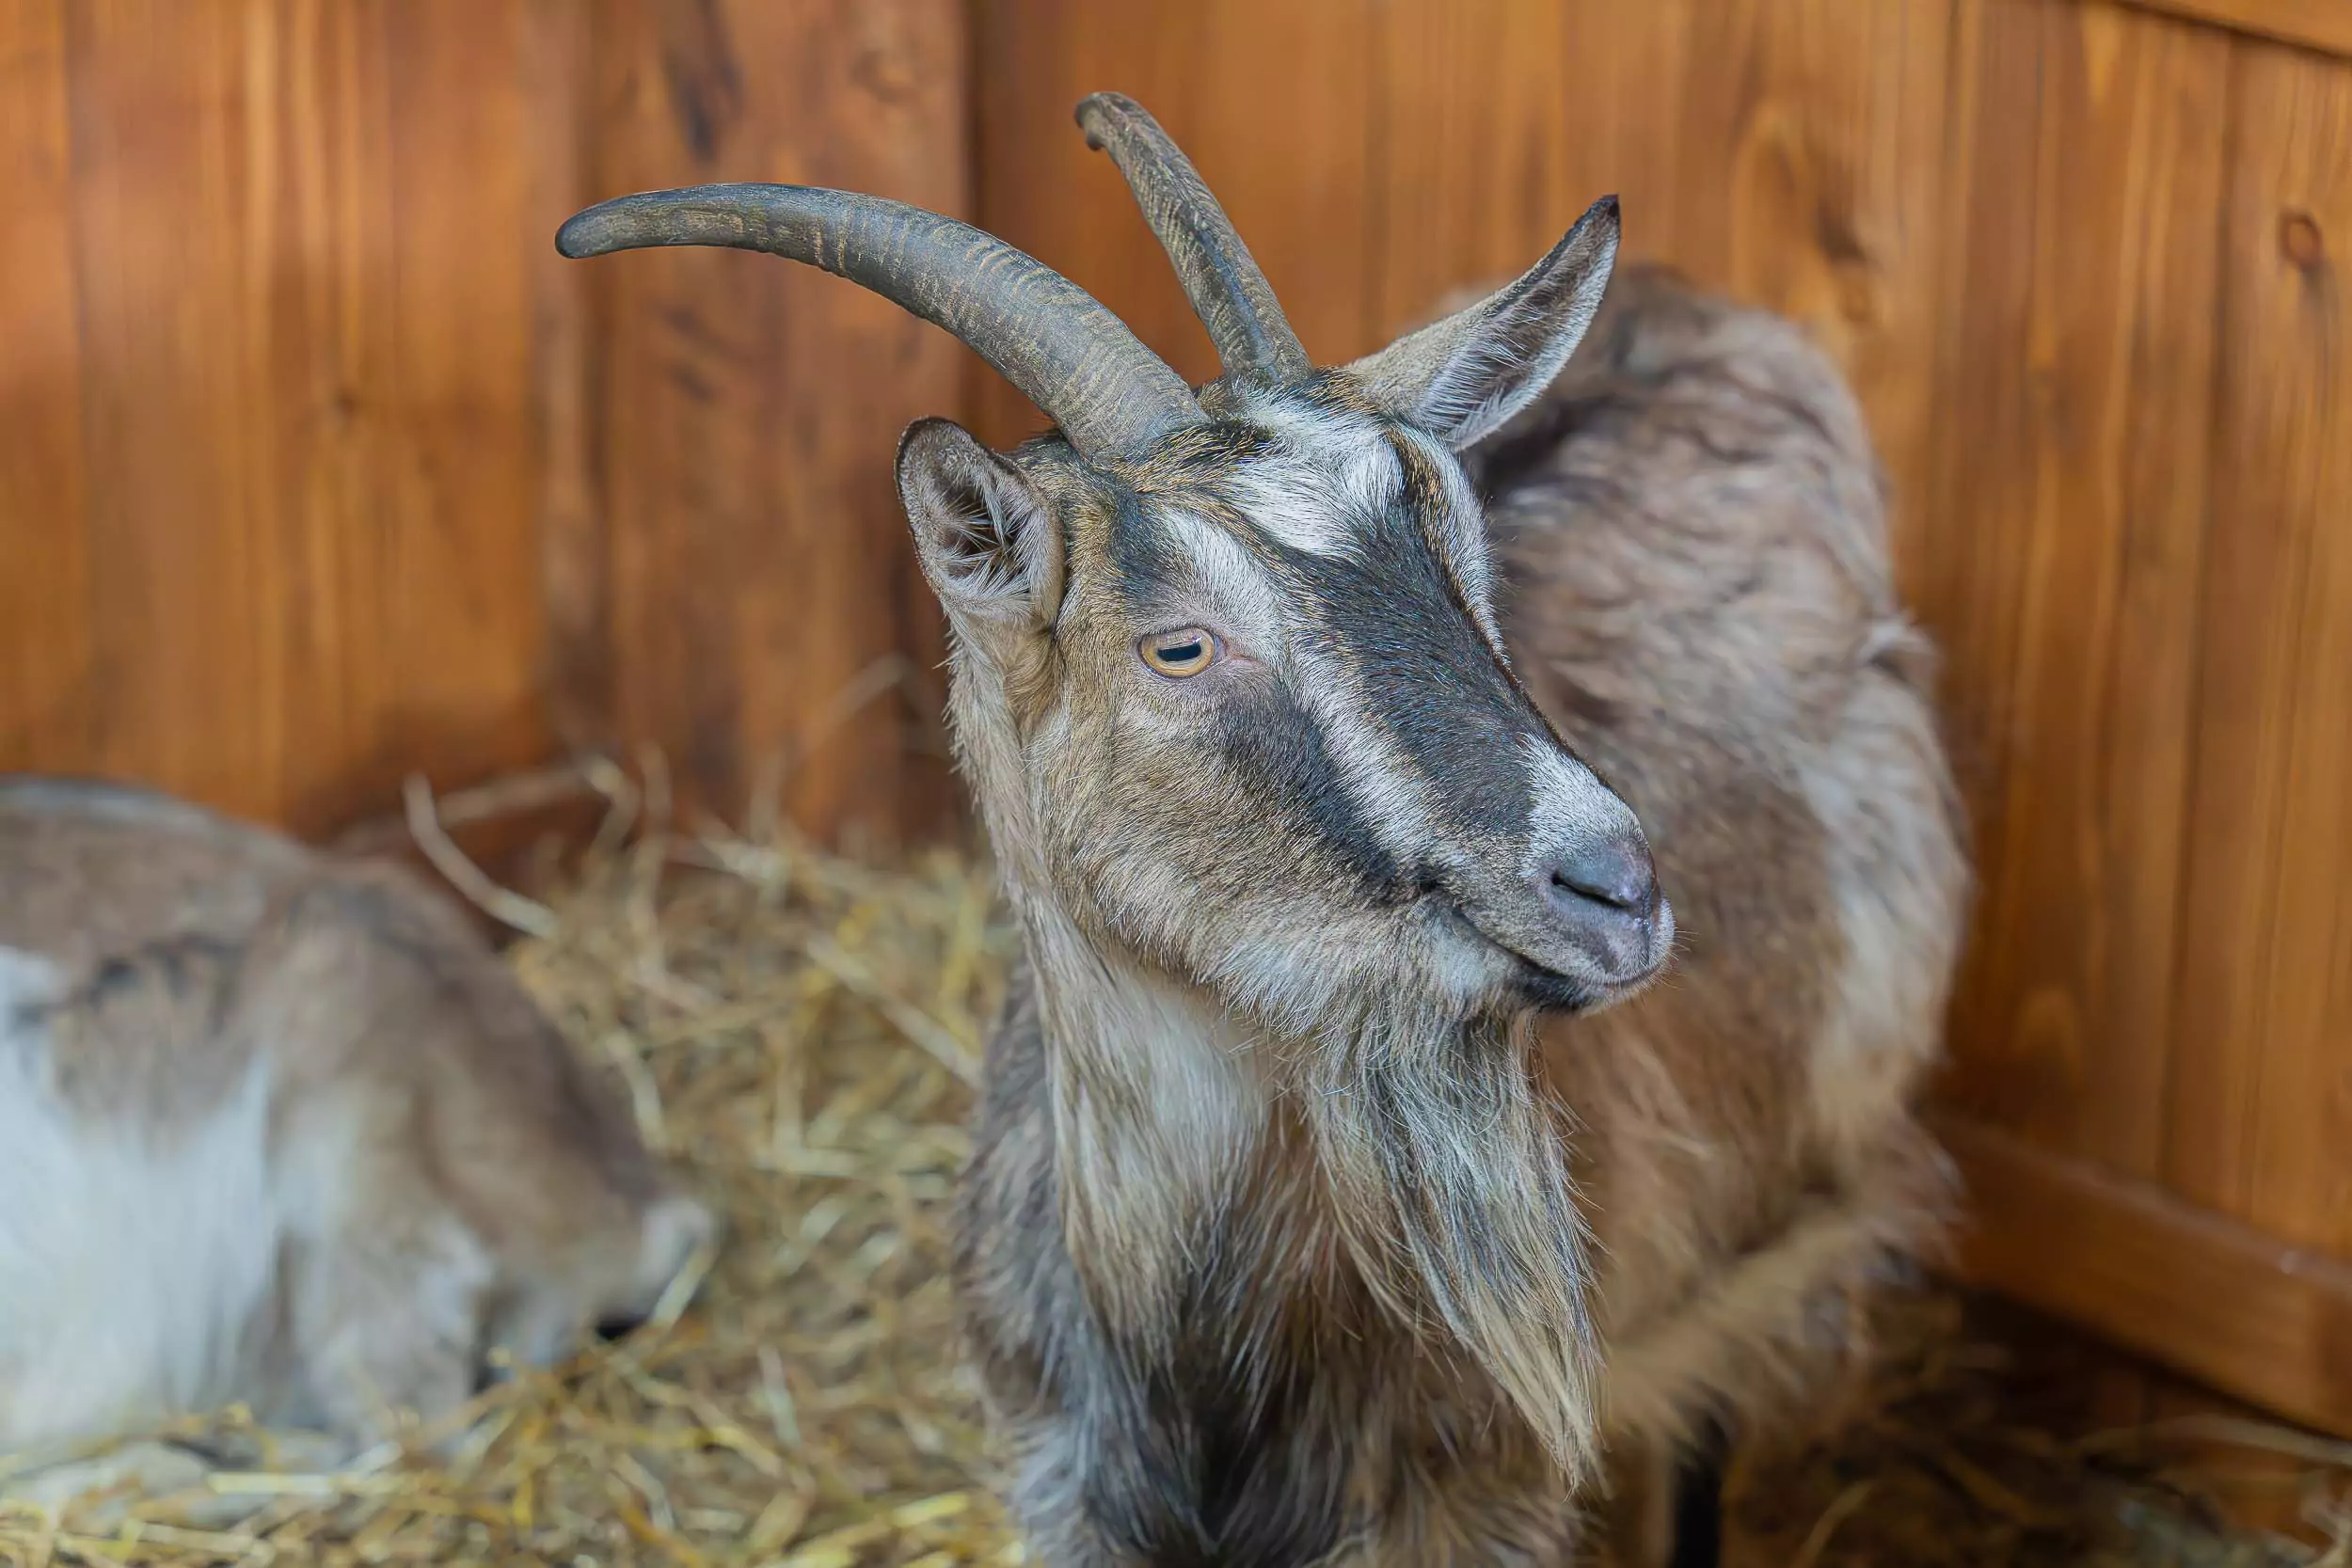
top-left (1532, 829), bottom-right (1670, 992)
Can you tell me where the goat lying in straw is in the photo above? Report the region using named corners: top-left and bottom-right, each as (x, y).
top-left (558, 90), bottom-right (1965, 1568)
top-left (0, 778), bottom-right (713, 1503)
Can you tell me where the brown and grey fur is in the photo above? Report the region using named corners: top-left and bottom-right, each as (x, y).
top-left (1476, 265), bottom-right (1969, 1562)
top-left (938, 281), bottom-right (1964, 1568)
top-left (555, 96), bottom-right (1965, 1568)
top-left (0, 779), bottom-right (713, 1460)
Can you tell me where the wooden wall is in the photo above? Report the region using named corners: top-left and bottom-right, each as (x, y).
top-left (973, 0), bottom-right (2352, 1434)
top-left (0, 0), bottom-right (961, 843)
top-left (3, 0), bottom-right (2347, 1444)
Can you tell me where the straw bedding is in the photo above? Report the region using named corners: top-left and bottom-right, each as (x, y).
top-left (2, 784), bottom-right (2345, 1568)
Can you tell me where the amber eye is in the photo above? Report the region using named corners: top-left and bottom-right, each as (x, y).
top-left (1139, 627), bottom-right (1218, 677)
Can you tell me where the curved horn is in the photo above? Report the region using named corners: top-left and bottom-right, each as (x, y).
top-left (1076, 93), bottom-right (1311, 385)
top-left (556, 183), bottom-right (1203, 462)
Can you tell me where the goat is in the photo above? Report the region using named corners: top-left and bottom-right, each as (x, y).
top-left (557, 89), bottom-right (1964, 1568)
top-left (1475, 261), bottom-right (1969, 1562)
top-left (0, 778), bottom-right (714, 1466)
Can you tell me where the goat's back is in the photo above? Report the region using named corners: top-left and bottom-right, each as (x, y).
top-left (0, 777), bottom-right (307, 967)
top-left (1483, 270), bottom-right (1968, 1445)
top-left (0, 777), bottom-right (650, 1198)
top-left (0, 777), bottom-right (707, 1453)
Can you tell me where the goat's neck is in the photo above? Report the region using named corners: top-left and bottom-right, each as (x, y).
top-left (1012, 894), bottom-right (1274, 1339)
top-left (1009, 885), bottom-right (1601, 1466)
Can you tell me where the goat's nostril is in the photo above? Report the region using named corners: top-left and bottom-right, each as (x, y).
top-left (1546, 836), bottom-right (1656, 915)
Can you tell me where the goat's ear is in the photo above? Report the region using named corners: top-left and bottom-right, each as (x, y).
top-left (1345, 196), bottom-right (1619, 451)
top-left (896, 418), bottom-right (1064, 635)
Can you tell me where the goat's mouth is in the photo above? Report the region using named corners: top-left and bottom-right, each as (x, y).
top-left (1421, 883), bottom-right (1667, 1014)
top-left (1422, 894), bottom-right (1613, 1012)
top-left (1502, 950), bottom-right (1604, 1012)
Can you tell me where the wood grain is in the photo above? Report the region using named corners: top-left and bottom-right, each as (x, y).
top-left (1362, 0), bottom-right (1601, 337)
top-left (1942, 1115), bottom-right (2352, 1438)
top-left (519, 0), bottom-right (606, 761)
top-left (2167, 35), bottom-right (2352, 1257)
top-left (2116, 0), bottom-right (2352, 57)
top-left (1924, 0), bottom-right (2230, 1180)
top-left (586, 0), bottom-right (963, 839)
top-left (37, 0), bottom-right (549, 833)
top-left (971, 0), bottom-right (1375, 447)
top-left (0, 0), bottom-right (96, 777)
top-left (0, 0), bottom-right (963, 842)
top-left (373, 1), bottom-right (558, 832)
top-left (63, 0), bottom-right (288, 822)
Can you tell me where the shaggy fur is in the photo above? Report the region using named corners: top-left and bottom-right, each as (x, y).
top-left (0, 778), bottom-right (714, 1460)
top-left (550, 121), bottom-right (1958, 1566)
top-left (546, 109), bottom-right (1959, 1563)
top-left (942, 267), bottom-right (1965, 1568)
top-left (1482, 265), bottom-right (1969, 1561)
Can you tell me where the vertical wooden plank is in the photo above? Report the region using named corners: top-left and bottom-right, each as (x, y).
top-left (237, 0), bottom-right (405, 834)
top-left (755, 0), bottom-right (964, 844)
top-left (0, 0), bottom-right (96, 776)
top-left (1688, 0), bottom-right (1957, 578)
top-left (1364, 0), bottom-right (1592, 338)
top-left (2169, 35), bottom-right (2352, 1257)
top-left (972, 0), bottom-right (1374, 448)
top-left (58, 0), bottom-right (570, 835)
top-left (66, 0), bottom-right (290, 821)
top-left (520, 0), bottom-right (609, 764)
top-left (1365, 0), bottom-right (1954, 563)
top-left (372, 0), bottom-right (558, 821)
top-left (588, 0), bottom-right (966, 837)
top-left (1922, 0), bottom-right (2229, 1181)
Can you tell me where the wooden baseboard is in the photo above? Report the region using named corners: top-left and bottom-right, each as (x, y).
top-left (1932, 1115), bottom-right (2352, 1438)
top-left (2114, 0), bottom-right (2352, 58)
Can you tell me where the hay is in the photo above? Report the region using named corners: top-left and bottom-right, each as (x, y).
top-left (5, 770), bottom-right (2349, 1568)
top-left (2, 787), bottom-right (1022, 1568)
top-left (1718, 1282), bottom-right (2352, 1568)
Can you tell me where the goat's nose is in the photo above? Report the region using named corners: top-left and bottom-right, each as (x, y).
top-left (1541, 833), bottom-right (1657, 919)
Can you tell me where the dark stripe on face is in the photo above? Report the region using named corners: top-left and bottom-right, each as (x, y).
top-left (1391, 435), bottom-right (1571, 742)
top-left (1213, 677), bottom-right (1405, 898)
top-left (1103, 488), bottom-right (1405, 901)
top-left (1105, 486), bottom-right (1194, 608)
top-left (1273, 498), bottom-right (1544, 846)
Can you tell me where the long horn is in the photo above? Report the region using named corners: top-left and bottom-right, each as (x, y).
top-left (1076, 93), bottom-right (1311, 386)
top-left (557, 183), bottom-right (1203, 462)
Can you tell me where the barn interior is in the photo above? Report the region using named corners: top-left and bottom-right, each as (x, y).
top-left (3, 2), bottom-right (2348, 1564)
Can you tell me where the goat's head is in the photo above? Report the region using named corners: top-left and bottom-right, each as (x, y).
top-left (558, 94), bottom-right (1667, 1034)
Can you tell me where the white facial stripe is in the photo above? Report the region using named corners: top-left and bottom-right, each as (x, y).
top-left (1290, 641), bottom-right (1444, 863)
top-left (1211, 393), bottom-right (1403, 561)
top-left (1152, 509), bottom-right (1290, 630)
top-left (1399, 426), bottom-right (1502, 634)
top-left (1219, 455), bottom-right (1366, 559)
top-left (1518, 733), bottom-right (1641, 879)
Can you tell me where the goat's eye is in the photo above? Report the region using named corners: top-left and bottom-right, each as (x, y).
top-left (1139, 627), bottom-right (1218, 678)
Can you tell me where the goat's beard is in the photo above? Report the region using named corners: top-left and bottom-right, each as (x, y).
top-left (1303, 1003), bottom-right (1600, 1475)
